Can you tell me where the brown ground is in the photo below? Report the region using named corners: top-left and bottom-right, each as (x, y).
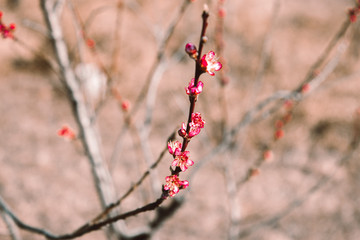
top-left (1, 0), bottom-right (360, 240)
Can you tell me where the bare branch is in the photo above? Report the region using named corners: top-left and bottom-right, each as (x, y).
top-left (0, 208), bottom-right (22, 240)
top-left (129, 0), bottom-right (190, 117)
top-left (0, 194), bottom-right (165, 240)
top-left (40, 0), bottom-right (126, 237)
top-left (237, 140), bottom-right (359, 239)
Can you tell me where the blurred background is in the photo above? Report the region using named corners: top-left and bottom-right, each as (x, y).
top-left (1, 0), bottom-right (360, 239)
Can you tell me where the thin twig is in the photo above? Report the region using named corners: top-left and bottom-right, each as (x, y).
top-left (110, 0), bottom-right (125, 77)
top-left (91, 131), bottom-right (174, 224)
top-left (213, 0), bottom-right (230, 141)
top-left (231, 0), bottom-right (281, 154)
top-left (301, 18), bottom-right (351, 87)
top-left (0, 194), bottom-right (165, 240)
top-left (222, 154), bottom-right (242, 240)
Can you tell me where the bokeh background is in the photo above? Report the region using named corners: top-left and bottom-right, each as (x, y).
top-left (1, 0), bottom-right (360, 239)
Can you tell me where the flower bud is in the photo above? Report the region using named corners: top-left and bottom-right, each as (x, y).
top-left (201, 36), bottom-right (208, 43)
top-left (121, 100), bottom-right (130, 112)
top-left (185, 43), bottom-right (197, 58)
top-left (178, 128), bottom-right (187, 138)
top-left (249, 168), bottom-right (260, 178)
top-left (275, 120), bottom-right (284, 129)
top-left (274, 129), bottom-right (284, 140)
top-left (86, 38), bottom-right (95, 48)
top-left (263, 150), bottom-right (274, 161)
top-left (301, 83), bottom-right (310, 94)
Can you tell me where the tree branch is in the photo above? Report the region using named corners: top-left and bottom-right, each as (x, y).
top-left (40, 0), bottom-right (126, 238)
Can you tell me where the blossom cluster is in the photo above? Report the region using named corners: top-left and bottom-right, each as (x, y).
top-left (163, 175), bottom-right (189, 197)
top-left (162, 47), bottom-right (222, 199)
top-left (0, 12), bottom-right (16, 39)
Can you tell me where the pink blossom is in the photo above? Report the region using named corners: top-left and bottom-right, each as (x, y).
top-left (179, 112), bottom-right (205, 138)
top-left (189, 112), bottom-right (205, 137)
top-left (163, 175), bottom-right (189, 197)
top-left (186, 78), bottom-right (203, 96)
top-left (168, 140), bottom-right (182, 156)
top-left (171, 151), bottom-right (194, 172)
top-left (201, 51), bottom-right (222, 76)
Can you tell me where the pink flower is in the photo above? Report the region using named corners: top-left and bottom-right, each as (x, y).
top-left (186, 78), bottom-right (203, 96)
top-left (179, 112), bottom-right (205, 138)
top-left (201, 51), bottom-right (222, 76)
top-left (171, 151), bottom-right (194, 172)
top-left (189, 112), bottom-right (205, 137)
top-left (163, 175), bottom-right (189, 197)
top-left (168, 140), bottom-right (182, 156)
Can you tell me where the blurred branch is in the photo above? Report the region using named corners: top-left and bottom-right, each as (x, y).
top-left (237, 138), bottom-right (360, 239)
top-left (129, 0), bottom-right (190, 117)
top-left (55, 198), bottom-right (165, 240)
top-left (251, 39), bottom-right (348, 126)
top-left (67, 0), bottom-right (111, 85)
top-left (110, 0), bottom-right (125, 77)
top-left (91, 131), bottom-right (175, 224)
top-left (252, 0), bottom-right (280, 93)
top-left (0, 195), bottom-right (55, 238)
top-left (0, 194), bottom-right (165, 240)
top-left (137, 57), bottom-right (168, 196)
top-left (222, 154), bottom-right (242, 240)
top-left (67, 0), bottom-right (86, 63)
top-left (12, 37), bottom-right (58, 76)
top-left (234, 40), bottom-right (348, 188)
top-left (214, 0), bottom-right (229, 140)
top-left (0, 132), bottom-right (175, 239)
top-left (139, 49), bottom-right (186, 196)
top-left (0, 208), bottom-right (21, 240)
top-left (40, 0), bottom-right (126, 238)
top-left (110, 0), bottom-right (191, 172)
top-left (301, 18), bottom-right (351, 86)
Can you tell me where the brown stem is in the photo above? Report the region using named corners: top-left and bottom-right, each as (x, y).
top-left (181, 8), bottom-right (210, 153)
